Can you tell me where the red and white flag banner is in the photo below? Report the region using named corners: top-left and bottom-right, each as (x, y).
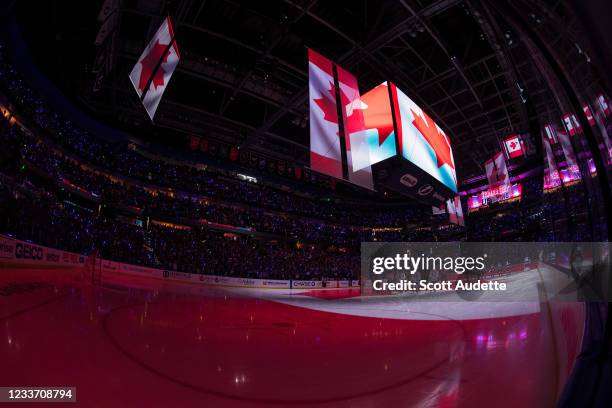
top-left (129, 16), bottom-right (180, 121)
top-left (484, 159), bottom-right (496, 187)
top-left (543, 135), bottom-right (559, 180)
top-left (583, 104), bottom-right (595, 126)
top-left (485, 152), bottom-right (510, 188)
top-left (557, 130), bottom-right (578, 169)
top-left (503, 134), bottom-right (524, 159)
top-left (308, 49), bottom-right (343, 179)
top-left (544, 124), bottom-right (558, 144)
top-left (562, 113), bottom-right (581, 136)
top-left (446, 196), bottom-right (464, 226)
top-left (597, 93), bottom-right (611, 117)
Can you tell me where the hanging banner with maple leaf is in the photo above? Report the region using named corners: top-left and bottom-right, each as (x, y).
top-left (503, 134), bottom-right (525, 159)
top-left (393, 85), bottom-right (457, 194)
top-left (557, 128), bottom-right (578, 170)
top-left (544, 123), bottom-right (558, 144)
top-left (562, 113), bottom-right (581, 136)
top-left (543, 134), bottom-right (561, 191)
top-left (446, 195), bottom-right (464, 226)
top-left (484, 152), bottom-right (510, 188)
top-left (308, 49), bottom-right (343, 180)
top-left (129, 16), bottom-right (180, 121)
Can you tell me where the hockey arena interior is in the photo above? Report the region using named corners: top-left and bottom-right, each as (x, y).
top-left (0, 1), bottom-right (611, 407)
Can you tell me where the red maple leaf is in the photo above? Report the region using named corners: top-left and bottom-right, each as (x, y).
top-left (138, 40), bottom-right (170, 92)
top-left (313, 83), bottom-right (391, 151)
top-left (314, 83), bottom-right (369, 150)
top-left (313, 81), bottom-right (339, 123)
top-left (340, 89), bottom-right (365, 144)
top-left (357, 84), bottom-right (394, 146)
top-left (411, 109), bottom-right (454, 169)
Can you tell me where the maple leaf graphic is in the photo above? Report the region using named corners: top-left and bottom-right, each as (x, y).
top-left (358, 84), bottom-right (394, 146)
top-left (411, 109), bottom-right (454, 169)
top-left (313, 82), bottom-right (360, 147)
top-left (138, 40), bottom-right (170, 92)
top-left (339, 87), bottom-right (371, 143)
top-left (313, 81), bottom-right (339, 123)
top-left (314, 82), bottom-right (392, 151)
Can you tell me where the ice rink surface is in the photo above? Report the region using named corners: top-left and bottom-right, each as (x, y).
top-left (0, 267), bottom-right (584, 407)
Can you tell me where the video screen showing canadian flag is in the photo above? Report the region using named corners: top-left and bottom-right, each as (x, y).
top-left (308, 50), bottom-right (458, 200)
top-left (337, 66), bottom-right (374, 190)
top-left (393, 85), bottom-right (458, 193)
top-left (503, 134), bottom-right (524, 159)
top-left (308, 49), bottom-right (374, 189)
top-left (308, 49), bottom-right (343, 180)
top-left (348, 82), bottom-right (397, 172)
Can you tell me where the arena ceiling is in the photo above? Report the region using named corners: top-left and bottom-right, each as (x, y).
top-left (13, 0), bottom-right (587, 184)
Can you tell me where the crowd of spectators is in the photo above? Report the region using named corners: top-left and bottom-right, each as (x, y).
top-left (0, 42), bottom-right (381, 279)
top-left (0, 122), bottom-right (386, 245)
top-left (464, 176), bottom-right (598, 242)
top-left (0, 42), bottom-right (424, 228)
top-left (0, 169), bottom-right (359, 279)
top-left (2, 37), bottom-right (600, 281)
